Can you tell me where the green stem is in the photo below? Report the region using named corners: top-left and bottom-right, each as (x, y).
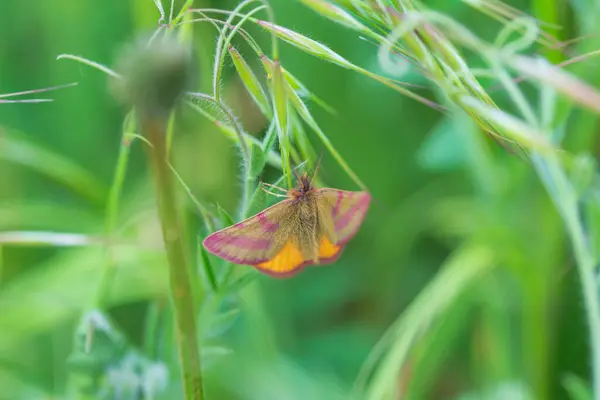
top-left (142, 116), bottom-right (203, 400)
top-left (493, 50), bottom-right (600, 399)
top-left (94, 119), bottom-right (134, 307)
top-left (144, 299), bottom-right (163, 359)
top-left (0, 245), bottom-right (3, 284)
top-left (532, 0), bottom-right (562, 64)
top-left (532, 153), bottom-right (600, 400)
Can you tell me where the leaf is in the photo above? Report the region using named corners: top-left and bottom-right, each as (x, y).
top-left (257, 20), bottom-right (354, 67)
top-left (1, 129), bottom-right (106, 205)
top-left (249, 140), bottom-right (267, 177)
top-left (562, 373), bottom-right (593, 400)
top-left (459, 95), bottom-right (554, 152)
top-left (270, 60), bottom-right (293, 188)
top-left (283, 75), bottom-right (367, 190)
top-left (358, 243), bottom-right (495, 400)
top-left (185, 100), bottom-right (282, 168)
top-left (457, 381), bottom-right (535, 400)
top-left (510, 55), bottom-right (600, 115)
top-left (0, 246), bottom-right (168, 354)
top-left (568, 154), bottom-right (596, 198)
top-left (299, 0), bottom-right (372, 33)
top-left (417, 118), bottom-right (469, 171)
top-left (257, 20), bottom-right (441, 111)
top-left (229, 46), bottom-right (272, 119)
top-left (0, 231), bottom-right (102, 247)
top-left (216, 204), bottom-right (235, 227)
top-left (203, 308), bottom-right (241, 340)
top-left (201, 346), bottom-right (233, 371)
top-left (0, 82), bottom-right (77, 103)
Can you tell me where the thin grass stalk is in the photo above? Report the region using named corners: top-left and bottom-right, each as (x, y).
top-left (142, 116), bottom-right (203, 400)
top-left (494, 56), bottom-right (600, 400)
top-left (532, 153), bottom-right (600, 400)
top-left (94, 114), bottom-right (135, 308)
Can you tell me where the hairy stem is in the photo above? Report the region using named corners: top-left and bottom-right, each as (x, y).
top-left (532, 153), bottom-right (600, 400)
top-left (142, 116), bottom-right (203, 400)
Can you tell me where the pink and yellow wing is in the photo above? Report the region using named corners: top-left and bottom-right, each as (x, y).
top-left (318, 188), bottom-right (371, 245)
top-left (254, 188), bottom-right (370, 277)
top-left (203, 200), bottom-right (290, 265)
top-left (204, 188), bottom-right (370, 278)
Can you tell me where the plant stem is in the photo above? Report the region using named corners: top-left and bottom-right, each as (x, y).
top-left (567, 211), bottom-right (600, 400)
top-left (532, 153), bottom-right (600, 400)
top-left (142, 116), bottom-right (203, 400)
top-left (95, 118), bottom-right (135, 308)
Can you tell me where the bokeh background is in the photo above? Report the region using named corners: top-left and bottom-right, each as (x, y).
top-left (1, 0), bottom-right (599, 399)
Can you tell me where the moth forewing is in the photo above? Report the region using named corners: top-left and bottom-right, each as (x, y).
top-left (316, 192), bottom-right (338, 245)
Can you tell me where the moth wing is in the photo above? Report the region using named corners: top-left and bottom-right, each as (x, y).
top-left (317, 188), bottom-right (371, 245)
top-left (203, 199), bottom-right (292, 265)
top-left (255, 235), bottom-right (342, 278)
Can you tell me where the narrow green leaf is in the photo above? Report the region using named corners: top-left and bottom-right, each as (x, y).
top-left (459, 95), bottom-right (554, 152)
top-left (299, 0), bottom-right (372, 34)
top-left (510, 55), bottom-right (600, 115)
top-left (203, 308), bottom-right (240, 340)
top-left (216, 204), bottom-right (235, 227)
top-left (249, 140), bottom-right (267, 177)
top-left (258, 20), bottom-right (442, 111)
top-left (185, 99), bottom-right (282, 168)
top-left (285, 77), bottom-right (367, 190)
top-left (0, 231), bottom-right (101, 247)
top-left (257, 20), bottom-right (354, 67)
top-left (359, 243), bottom-right (495, 400)
top-left (563, 373), bottom-right (593, 400)
top-left (0, 82), bottom-right (77, 103)
top-left (198, 243), bottom-right (217, 292)
top-left (263, 55), bottom-right (336, 114)
top-left (261, 119), bottom-right (278, 154)
top-left (229, 46), bottom-right (272, 118)
top-left (1, 130), bottom-right (106, 205)
top-left (291, 112), bottom-right (318, 171)
top-left (271, 60), bottom-right (292, 188)
top-left (57, 54), bottom-right (120, 79)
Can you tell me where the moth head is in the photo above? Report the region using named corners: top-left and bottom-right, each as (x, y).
top-left (292, 156), bottom-right (321, 197)
top-left (298, 174), bottom-right (313, 192)
top-left (290, 174), bottom-right (314, 198)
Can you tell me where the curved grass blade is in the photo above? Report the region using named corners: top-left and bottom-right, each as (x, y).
top-left (357, 243), bottom-right (495, 400)
top-left (1, 129), bottom-right (106, 205)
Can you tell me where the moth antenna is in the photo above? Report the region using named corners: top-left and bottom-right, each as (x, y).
top-left (310, 152), bottom-right (324, 185)
top-left (292, 168), bottom-right (301, 186)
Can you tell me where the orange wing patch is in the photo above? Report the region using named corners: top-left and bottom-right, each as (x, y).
top-left (319, 236), bottom-right (341, 259)
top-left (255, 236), bottom-right (343, 277)
top-left (256, 241), bottom-right (306, 276)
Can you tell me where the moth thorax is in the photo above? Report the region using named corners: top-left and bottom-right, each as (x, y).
top-left (292, 197), bottom-right (321, 261)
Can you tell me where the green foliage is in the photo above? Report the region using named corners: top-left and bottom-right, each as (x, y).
top-left (2, 0), bottom-right (600, 399)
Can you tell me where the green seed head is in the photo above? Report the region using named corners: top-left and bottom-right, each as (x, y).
top-left (111, 33), bottom-right (195, 119)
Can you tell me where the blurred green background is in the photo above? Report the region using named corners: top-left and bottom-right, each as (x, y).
top-left (1, 0), bottom-right (599, 399)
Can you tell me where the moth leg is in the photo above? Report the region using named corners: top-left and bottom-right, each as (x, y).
top-left (261, 182), bottom-right (288, 193)
top-left (261, 186), bottom-right (288, 198)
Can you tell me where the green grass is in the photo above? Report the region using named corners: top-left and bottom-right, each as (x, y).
top-left (2, 0), bottom-right (600, 399)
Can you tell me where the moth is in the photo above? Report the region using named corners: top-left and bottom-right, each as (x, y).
top-left (203, 173), bottom-right (371, 278)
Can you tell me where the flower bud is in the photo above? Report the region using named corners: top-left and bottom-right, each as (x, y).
top-left (111, 34), bottom-right (195, 120)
